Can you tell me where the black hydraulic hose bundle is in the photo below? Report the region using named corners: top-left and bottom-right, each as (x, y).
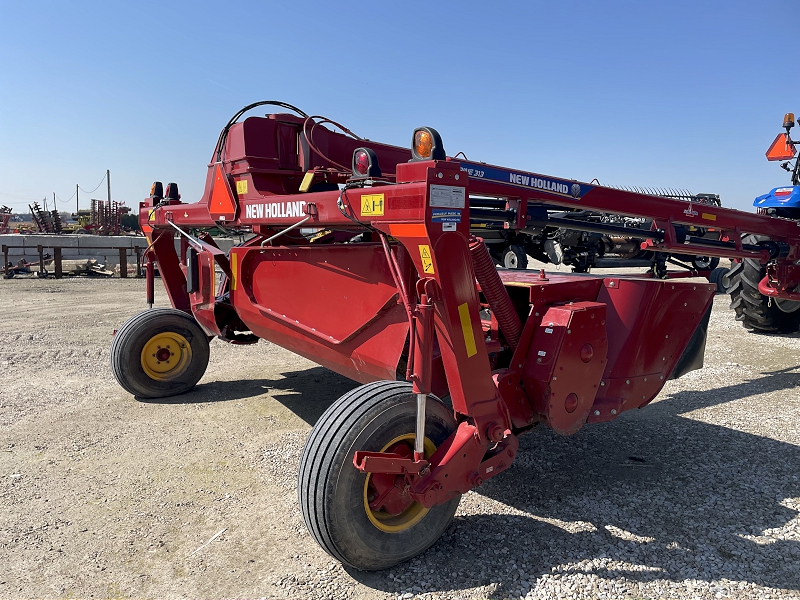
top-left (468, 236), bottom-right (522, 348)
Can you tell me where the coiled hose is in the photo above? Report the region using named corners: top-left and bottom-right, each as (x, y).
top-left (468, 236), bottom-right (522, 348)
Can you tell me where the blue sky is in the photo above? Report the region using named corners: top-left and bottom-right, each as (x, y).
top-left (0, 0), bottom-right (797, 212)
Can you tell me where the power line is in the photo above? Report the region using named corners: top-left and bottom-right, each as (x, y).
top-left (78, 172), bottom-right (107, 195)
top-left (0, 170), bottom-right (108, 212)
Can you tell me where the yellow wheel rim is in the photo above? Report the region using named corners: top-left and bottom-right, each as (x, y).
top-left (140, 332), bottom-right (192, 381)
top-left (363, 434), bottom-right (437, 533)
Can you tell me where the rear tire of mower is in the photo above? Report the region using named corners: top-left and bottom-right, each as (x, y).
top-left (503, 245), bottom-right (528, 270)
top-left (727, 235), bottom-right (800, 333)
top-left (298, 381), bottom-right (459, 571)
top-left (110, 308), bottom-right (210, 398)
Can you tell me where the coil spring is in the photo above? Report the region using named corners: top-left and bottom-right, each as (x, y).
top-left (469, 236), bottom-right (522, 348)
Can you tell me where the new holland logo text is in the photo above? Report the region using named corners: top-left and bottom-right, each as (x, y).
top-left (509, 173), bottom-right (570, 195)
top-left (245, 201), bottom-right (306, 220)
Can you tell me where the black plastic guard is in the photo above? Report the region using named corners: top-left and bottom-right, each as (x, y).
top-left (669, 304), bottom-right (712, 380)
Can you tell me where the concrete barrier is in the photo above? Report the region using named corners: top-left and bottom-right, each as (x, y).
top-left (0, 233), bottom-right (240, 277)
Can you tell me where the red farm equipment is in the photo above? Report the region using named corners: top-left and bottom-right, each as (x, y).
top-left (110, 102), bottom-right (800, 570)
top-left (0, 206), bottom-right (12, 234)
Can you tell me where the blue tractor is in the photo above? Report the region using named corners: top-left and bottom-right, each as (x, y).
top-left (727, 113), bottom-right (800, 332)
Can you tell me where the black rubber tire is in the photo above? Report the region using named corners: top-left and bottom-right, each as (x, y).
top-left (110, 308), bottom-right (210, 398)
top-left (298, 381), bottom-right (459, 571)
top-left (708, 266), bottom-right (730, 294)
top-left (502, 245), bottom-right (528, 270)
top-left (691, 256), bottom-right (720, 271)
top-left (727, 235), bottom-right (800, 333)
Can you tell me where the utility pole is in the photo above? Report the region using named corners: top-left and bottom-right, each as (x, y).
top-left (107, 169), bottom-right (111, 203)
top-left (76, 184), bottom-right (79, 214)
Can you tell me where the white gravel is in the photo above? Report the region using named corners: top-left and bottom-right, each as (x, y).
top-left (1, 276), bottom-right (799, 599)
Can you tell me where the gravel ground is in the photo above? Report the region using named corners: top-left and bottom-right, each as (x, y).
top-left (1, 274), bottom-right (799, 599)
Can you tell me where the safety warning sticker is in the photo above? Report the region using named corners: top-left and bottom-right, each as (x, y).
top-left (236, 180), bottom-right (248, 195)
top-left (418, 245), bottom-right (435, 274)
top-left (361, 194), bottom-right (385, 216)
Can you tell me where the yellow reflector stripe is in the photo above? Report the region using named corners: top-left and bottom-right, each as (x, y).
top-left (299, 172), bottom-right (315, 192)
top-left (457, 302), bottom-right (477, 358)
top-left (701, 212), bottom-right (717, 221)
top-left (231, 253), bottom-right (238, 291)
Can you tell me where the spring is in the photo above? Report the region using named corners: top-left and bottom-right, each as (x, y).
top-left (468, 236), bottom-right (522, 348)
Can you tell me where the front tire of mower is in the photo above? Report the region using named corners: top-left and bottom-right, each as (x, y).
top-left (298, 381), bottom-right (460, 571)
top-left (110, 308), bottom-right (210, 398)
top-left (727, 235), bottom-right (800, 333)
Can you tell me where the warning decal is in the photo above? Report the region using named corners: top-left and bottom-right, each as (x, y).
top-left (236, 180), bottom-right (248, 196)
top-left (418, 245), bottom-right (435, 274)
top-left (361, 194), bottom-right (385, 216)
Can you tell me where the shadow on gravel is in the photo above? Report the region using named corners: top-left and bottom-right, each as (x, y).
top-left (349, 370), bottom-right (800, 597)
top-left (135, 366), bottom-right (354, 425)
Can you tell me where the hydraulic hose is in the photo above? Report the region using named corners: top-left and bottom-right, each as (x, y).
top-left (468, 236), bottom-right (522, 348)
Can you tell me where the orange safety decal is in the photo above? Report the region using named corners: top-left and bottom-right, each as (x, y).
top-left (457, 302), bottom-right (477, 358)
top-left (388, 223), bottom-right (427, 238)
top-left (418, 245), bottom-right (435, 274)
top-left (209, 163), bottom-right (237, 220)
top-left (701, 212), bottom-right (717, 221)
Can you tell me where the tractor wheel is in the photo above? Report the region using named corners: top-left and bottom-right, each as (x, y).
top-left (691, 256), bottom-right (720, 271)
top-left (708, 266), bottom-right (730, 294)
top-left (110, 308), bottom-right (210, 398)
top-left (502, 245), bottom-right (528, 270)
top-left (298, 381), bottom-right (459, 571)
top-left (727, 235), bottom-right (800, 333)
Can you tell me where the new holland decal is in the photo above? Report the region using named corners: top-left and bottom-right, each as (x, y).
top-left (244, 201), bottom-right (306, 219)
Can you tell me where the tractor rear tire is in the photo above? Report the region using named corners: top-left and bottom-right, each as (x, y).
top-left (298, 381), bottom-right (459, 571)
top-left (503, 245), bottom-right (528, 270)
top-left (727, 235), bottom-right (800, 333)
top-left (110, 308), bottom-right (210, 398)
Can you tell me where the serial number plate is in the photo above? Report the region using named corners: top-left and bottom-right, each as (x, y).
top-left (430, 184), bottom-right (465, 208)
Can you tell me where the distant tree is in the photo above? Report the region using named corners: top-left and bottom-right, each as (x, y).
top-left (121, 213), bottom-right (140, 231)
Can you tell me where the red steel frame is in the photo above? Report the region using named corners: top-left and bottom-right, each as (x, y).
top-left (138, 112), bottom-right (800, 507)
